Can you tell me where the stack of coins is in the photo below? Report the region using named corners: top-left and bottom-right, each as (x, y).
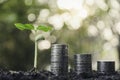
top-left (74, 54), bottom-right (92, 74)
top-left (51, 44), bottom-right (68, 76)
top-left (97, 61), bottom-right (115, 74)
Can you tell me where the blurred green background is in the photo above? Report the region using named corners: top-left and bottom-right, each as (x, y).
top-left (0, 0), bottom-right (120, 71)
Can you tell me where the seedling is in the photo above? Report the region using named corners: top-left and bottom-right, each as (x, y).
top-left (14, 23), bottom-right (52, 71)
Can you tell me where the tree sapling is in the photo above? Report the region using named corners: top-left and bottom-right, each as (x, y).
top-left (14, 23), bottom-right (52, 71)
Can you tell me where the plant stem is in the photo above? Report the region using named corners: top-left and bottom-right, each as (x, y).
top-left (34, 30), bottom-right (38, 71)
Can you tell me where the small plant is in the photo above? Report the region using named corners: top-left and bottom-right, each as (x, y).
top-left (15, 23), bottom-right (52, 71)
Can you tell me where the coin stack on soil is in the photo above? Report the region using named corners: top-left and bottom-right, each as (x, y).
top-left (74, 54), bottom-right (92, 75)
top-left (51, 44), bottom-right (68, 76)
top-left (97, 61), bottom-right (115, 75)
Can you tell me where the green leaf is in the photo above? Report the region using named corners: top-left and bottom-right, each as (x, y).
top-left (15, 23), bottom-right (34, 30)
top-left (24, 24), bottom-right (34, 30)
top-left (14, 23), bottom-right (26, 30)
top-left (37, 25), bottom-right (52, 32)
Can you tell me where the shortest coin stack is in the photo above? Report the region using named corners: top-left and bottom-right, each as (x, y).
top-left (74, 54), bottom-right (92, 75)
top-left (51, 44), bottom-right (68, 76)
top-left (97, 61), bottom-right (115, 74)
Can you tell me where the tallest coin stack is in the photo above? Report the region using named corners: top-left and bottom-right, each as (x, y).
top-left (51, 44), bottom-right (68, 76)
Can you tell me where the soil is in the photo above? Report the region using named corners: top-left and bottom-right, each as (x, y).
top-left (0, 69), bottom-right (120, 80)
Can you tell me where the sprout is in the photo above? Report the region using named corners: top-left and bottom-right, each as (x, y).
top-left (15, 23), bottom-right (52, 71)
